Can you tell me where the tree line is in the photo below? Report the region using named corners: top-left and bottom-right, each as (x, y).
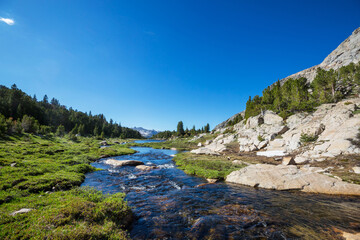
top-left (243, 62), bottom-right (360, 121)
top-left (152, 121), bottom-right (210, 139)
top-left (0, 84), bottom-right (142, 139)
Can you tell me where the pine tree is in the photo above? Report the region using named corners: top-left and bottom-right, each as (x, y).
top-left (93, 126), bottom-right (99, 136)
top-left (204, 123), bottom-right (210, 133)
top-left (43, 95), bottom-right (48, 104)
top-left (177, 121), bottom-right (184, 136)
top-left (56, 125), bottom-right (65, 136)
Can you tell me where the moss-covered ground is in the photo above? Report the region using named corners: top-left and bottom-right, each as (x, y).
top-left (0, 134), bottom-right (135, 239)
top-left (173, 152), bottom-right (247, 180)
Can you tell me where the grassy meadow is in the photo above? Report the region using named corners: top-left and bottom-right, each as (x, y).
top-left (0, 134), bottom-right (135, 239)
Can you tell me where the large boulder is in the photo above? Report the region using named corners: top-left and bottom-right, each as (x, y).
top-left (104, 159), bottom-right (144, 167)
top-left (246, 116), bottom-right (264, 129)
top-left (263, 111), bottom-right (283, 125)
top-left (190, 147), bottom-right (220, 155)
top-left (226, 164), bottom-right (360, 195)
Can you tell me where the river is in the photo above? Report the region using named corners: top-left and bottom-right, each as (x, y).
top-left (82, 140), bottom-right (360, 239)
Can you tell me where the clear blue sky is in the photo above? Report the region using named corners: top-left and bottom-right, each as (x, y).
top-left (0, 0), bottom-right (359, 131)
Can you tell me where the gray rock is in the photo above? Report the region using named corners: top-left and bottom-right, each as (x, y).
top-left (353, 167), bottom-right (360, 174)
top-left (190, 147), bottom-right (220, 155)
top-left (282, 156), bottom-right (296, 165)
top-left (226, 164), bottom-right (360, 195)
top-left (135, 165), bottom-right (157, 171)
top-left (294, 156), bottom-right (309, 164)
top-left (104, 159), bottom-right (144, 167)
top-left (232, 160), bottom-right (251, 166)
top-left (263, 110), bottom-right (283, 125)
top-left (10, 208), bottom-right (33, 216)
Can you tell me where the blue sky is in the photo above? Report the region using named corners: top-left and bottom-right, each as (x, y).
top-left (0, 0), bottom-right (359, 131)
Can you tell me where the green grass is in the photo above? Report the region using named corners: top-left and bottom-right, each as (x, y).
top-left (0, 134), bottom-right (135, 239)
top-left (130, 134), bottom-right (218, 151)
top-left (0, 187), bottom-right (132, 240)
top-left (173, 152), bottom-right (246, 179)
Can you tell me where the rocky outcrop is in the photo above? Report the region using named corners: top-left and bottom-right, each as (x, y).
top-left (193, 98), bottom-right (360, 163)
top-left (279, 27), bottom-right (360, 85)
top-left (191, 134), bottom-right (235, 155)
top-left (281, 98), bottom-right (360, 163)
top-left (226, 164), bottom-right (360, 195)
top-left (104, 159), bottom-right (144, 167)
top-left (214, 111), bottom-right (245, 130)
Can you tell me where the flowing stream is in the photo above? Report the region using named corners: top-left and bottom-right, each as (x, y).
top-left (82, 140), bottom-right (360, 239)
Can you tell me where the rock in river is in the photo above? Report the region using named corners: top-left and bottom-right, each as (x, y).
top-left (104, 159), bottom-right (144, 167)
top-left (135, 165), bottom-right (157, 171)
top-left (226, 164), bottom-right (360, 195)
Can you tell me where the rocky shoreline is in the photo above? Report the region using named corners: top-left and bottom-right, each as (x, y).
top-left (189, 97), bottom-right (360, 195)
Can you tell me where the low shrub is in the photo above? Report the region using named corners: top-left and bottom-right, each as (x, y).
top-left (300, 133), bottom-right (318, 143)
top-left (257, 135), bottom-right (265, 142)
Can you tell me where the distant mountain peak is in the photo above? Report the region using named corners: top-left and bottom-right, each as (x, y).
top-left (132, 127), bottom-right (159, 138)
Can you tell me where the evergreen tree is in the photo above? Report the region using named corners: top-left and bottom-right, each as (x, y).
top-left (93, 126), bottom-right (99, 136)
top-left (43, 95), bottom-right (48, 104)
top-left (204, 123), bottom-right (210, 133)
top-left (177, 121), bottom-right (184, 136)
top-left (56, 125), bottom-right (65, 136)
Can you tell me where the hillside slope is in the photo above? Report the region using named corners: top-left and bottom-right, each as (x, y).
top-left (280, 27), bottom-right (360, 84)
top-left (191, 28), bottom-right (360, 195)
top-left (215, 27), bottom-right (360, 130)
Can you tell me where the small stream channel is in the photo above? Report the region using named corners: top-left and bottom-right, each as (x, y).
top-left (82, 140), bottom-right (360, 239)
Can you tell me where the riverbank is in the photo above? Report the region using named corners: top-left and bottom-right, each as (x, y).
top-left (0, 134), bottom-right (135, 239)
top-left (128, 133), bottom-right (216, 151)
top-left (82, 142), bottom-right (360, 239)
top-left (140, 135), bottom-right (360, 196)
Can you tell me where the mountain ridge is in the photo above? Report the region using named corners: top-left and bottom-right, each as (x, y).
top-left (215, 27), bottom-right (360, 130)
top-left (132, 127), bottom-right (159, 138)
top-left (279, 27), bottom-right (360, 85)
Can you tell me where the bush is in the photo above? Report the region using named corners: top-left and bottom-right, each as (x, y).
top-left (257, 135), bottom-right (265, 142)
top-left (300, 133), bottom-right (318, 143)
top-left (223, 127), bottom-right (235, 134)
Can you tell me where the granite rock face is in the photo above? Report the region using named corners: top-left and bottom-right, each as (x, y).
top-left (279, 27), bottom-right (360, 84)
top-left (226, 164), bottom-right (360, 195)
